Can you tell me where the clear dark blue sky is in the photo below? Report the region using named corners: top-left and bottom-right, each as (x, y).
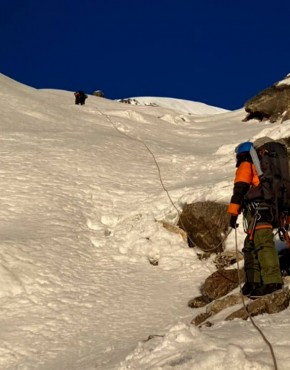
top-left (2, 0), bottom-right (290, 110)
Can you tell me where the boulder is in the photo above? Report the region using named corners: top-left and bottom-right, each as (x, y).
top-left (200, 268), bottom-right (245, 300)
top-left (92, 90), bottom-right (105, 98)
top-left (177, 201), bottom-right (229, 253)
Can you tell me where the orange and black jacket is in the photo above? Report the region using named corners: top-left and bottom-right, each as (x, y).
top-left (227, 157), bottom-right (260, 216)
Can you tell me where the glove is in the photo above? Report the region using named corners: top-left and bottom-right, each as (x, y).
top-left (230, 215), bottom-right (239, 229)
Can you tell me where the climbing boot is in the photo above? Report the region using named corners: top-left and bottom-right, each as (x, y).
top-left (241, 282), bottom-right (261, 296)
top-left (250, 283), bottom-right (283, 297)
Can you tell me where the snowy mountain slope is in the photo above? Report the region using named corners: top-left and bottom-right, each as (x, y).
top-left (0, 73), bottom-right (290, 370)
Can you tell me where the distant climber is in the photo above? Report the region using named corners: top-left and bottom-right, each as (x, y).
top-left (74, 91), bottom-right (88, 105)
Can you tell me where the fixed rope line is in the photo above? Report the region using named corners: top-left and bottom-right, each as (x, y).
top-left (98, 110), bottom-right (181, 210)
top-left (234, 228), bottom-right (278, 370)
top-left (96, 108), bottom-right (228, 251)
top-left (95, 107), bottom-right (278, 368)
top-left (99, 106), bottom-right (280, 370)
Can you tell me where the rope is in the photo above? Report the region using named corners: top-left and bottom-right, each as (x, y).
top-left (105, 114), bottom-right (179, 209)
top-left (96, 104), bottom-right (279, 369)
top-left (95, 108), bottom-right (201, 243)
top-left (234, 228), bottom-right (278, 370)
top-left (101, 109), bottom-right (233, 252)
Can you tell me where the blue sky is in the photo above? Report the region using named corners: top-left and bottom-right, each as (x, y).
top-left (2, 0), bottom-right (290, 110)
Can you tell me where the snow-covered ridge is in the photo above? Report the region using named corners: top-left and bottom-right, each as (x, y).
top-left (276, 72), bottom-right (290, 86)
top-left (119, 95), bottom-right (229, 115)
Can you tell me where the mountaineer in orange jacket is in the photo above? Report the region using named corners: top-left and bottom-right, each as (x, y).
top-left (227, 141), bottom-right (282, 297)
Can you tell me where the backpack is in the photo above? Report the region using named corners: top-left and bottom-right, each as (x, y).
top-left (251, 140), bottom-right (290, 228)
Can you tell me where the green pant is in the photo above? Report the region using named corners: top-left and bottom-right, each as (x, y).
top-left (243, 210), bottom-right (282, 285)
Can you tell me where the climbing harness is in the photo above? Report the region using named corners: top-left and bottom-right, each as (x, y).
top-left (243, 202), bottom-right (273, 242)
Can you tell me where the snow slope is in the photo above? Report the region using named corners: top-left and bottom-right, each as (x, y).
top-left (121, 96), bottom-right (228, 115)
top-left (0, 73), bottom-right (290, 370)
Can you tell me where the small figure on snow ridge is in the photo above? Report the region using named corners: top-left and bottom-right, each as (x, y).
top-left (74, 91), bottom-right (88, 105)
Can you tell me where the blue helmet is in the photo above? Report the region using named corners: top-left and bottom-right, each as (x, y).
top-left (235, 141), bottom-right (253, 155)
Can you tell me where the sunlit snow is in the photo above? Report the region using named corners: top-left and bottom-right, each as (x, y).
top-left (0, 73), bottom-right (290, 370)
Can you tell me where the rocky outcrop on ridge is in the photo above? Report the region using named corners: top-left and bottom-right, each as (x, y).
top-left (244, 73), bottom-right (290, 123)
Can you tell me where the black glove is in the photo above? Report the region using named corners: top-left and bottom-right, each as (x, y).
top-left (230, 215), bottom-right (238, 229)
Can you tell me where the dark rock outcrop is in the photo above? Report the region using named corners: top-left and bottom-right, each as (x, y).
top-left (200, 268), bottom-right (245, 301)
top-left (177, 201), bottom-right (229, 253)
top-left (188, 268), bottom-right (244, 309)
top-left (244, 74), bottom-right (290, 123)
top-left (188, 295), bottom-right (212, 309)
top-left (214, 250), bottom-right (243, 269)
top-left (191, 287), bottom-right (290, 326)
top-left (189, 273), bottom-right (290, 327)
top-left (191, 293), bottom-right (243, 326)
top-left (226, 288), bottom-right (290, 321)
top-left (92, 90), bottom-right (105, 98)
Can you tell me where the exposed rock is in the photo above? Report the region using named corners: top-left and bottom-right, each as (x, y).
top-left (118, 98), bottom-right (158, 107)
top-left (92, 90), bottom-right (105, 98)
top-left (188, 268), bottom-right (245, 319)
top-left (189, 266), bottom-right (290, 326)
top-left (188, 295), bottom-right (212, 308)
top-left (148, 256), bottom-right (158, 266)
top-left (214, 250), bottom-right (243, 269)
top-left (191, 293), bottom-right (244, 326)
top-left (191, 312), bottom-right (212, 326)
top-left (119, 98), bottom-right (137, 104)
top-left (226, 287), bottom-right (290, 321)
top-left (177, 201), bottom-right (229, 253)
top-left (244, 74), bottom-right (290, 123)
top-left (206, 293), bottom-right (243, 314)
top-left (191, 285), bottom-right (290, 326)
top-left (196, 252), bottom-right (212, 260)
top-left (201, 268), bottom-right (245, 300)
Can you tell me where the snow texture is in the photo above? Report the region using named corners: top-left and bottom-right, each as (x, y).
top-left (0, 73), bottom-right (290, 369)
